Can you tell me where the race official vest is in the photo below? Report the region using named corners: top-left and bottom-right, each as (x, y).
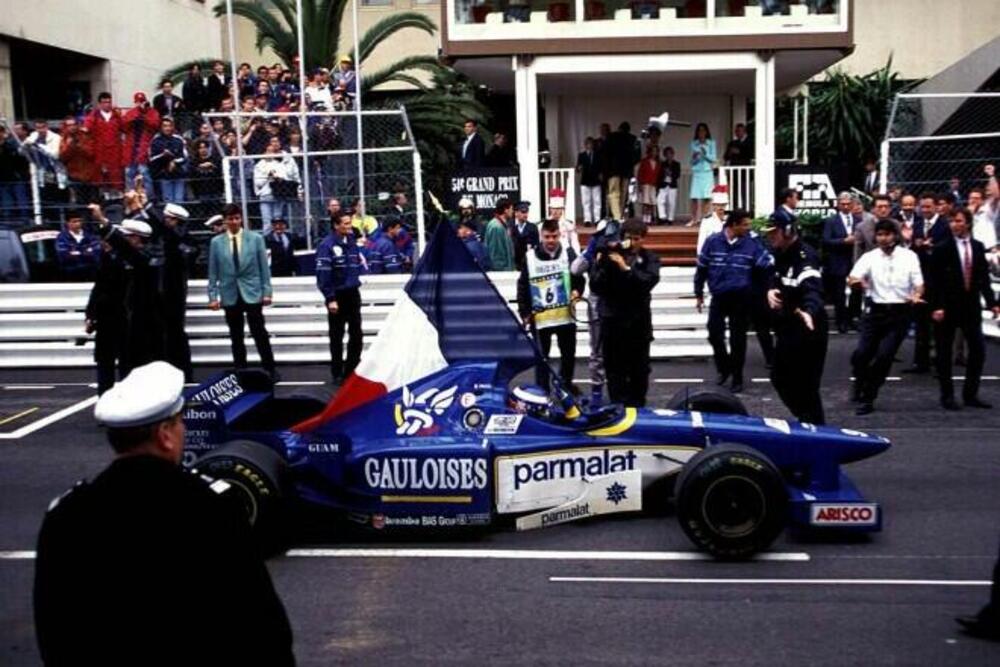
top-left (527, 249), bottom-right (572, 329)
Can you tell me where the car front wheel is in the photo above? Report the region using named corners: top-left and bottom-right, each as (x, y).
top-left (675, 444), bottom-right (786, 559)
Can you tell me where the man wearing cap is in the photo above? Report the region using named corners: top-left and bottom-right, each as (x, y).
top-left (55, 209), bottom-right (101, 281)
top-left (693, 185), bottom-right (729, 255)
top-left (90, 205), bottom-right (170, 373)
top-left (510, 200), bottom-right (539, 271)
top-left (208, 204), bottom-right (278, 380)
top-left (317, 212), bottom-right (363, 382)
top-left (548, 189), bottom-right (580, 254)
top-left (695, 210), bottom-right (773, 394)
top-left (152, 202), bottom-right (197, 379)
top-left (34, 362), bottom-right (295, 665)
top-left (763, 213), bottom-right (829, 424)
top-left (266, 217), bottom-right (300, 277)
top-left (334, 54), bottom-right (356, 97)
top-left (122, 92), bottom-right (161, 192)
top-left (455, 197), bottom-right (480, 233)
top-left (518, 218), bottom-right (585, 392)
top-left (571, 219), bottom-right (620, 406)
top-left (457, 217), bottom-right (491, 270)
top-left (364, 217), bottom-right (407, 274)
top-left (205, 213), bottom-right (225, 235)
top-left (484, 198), bottom-right (515, 271)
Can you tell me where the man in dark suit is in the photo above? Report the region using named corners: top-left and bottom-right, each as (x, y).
top-left (206, 61), bottom-right (230, 111)
top-left (822, 192), bottom-right (858, 332)
top-left (860, 157), bottom-right (879, 197)
top-left (919, 192), bottom-right (952, 246)
top-left (152, 79), bottom-right (185, 119)
top-left (929, 208), bottom-right (1000, 410)
top-left (459, 119), bottom-right (485, 169)
top-left (264, 218), bottom-right (299, 277)
top-left (576, 137), bottom-right (603, 226)
top-left (509, 200), bottom-right (540, 271)
top-left (771, 188), bottom-right (799, 226)
top-left (895, 193), bottom-right (932, 372)
top-left (723, 123), bottom-right (754, 166)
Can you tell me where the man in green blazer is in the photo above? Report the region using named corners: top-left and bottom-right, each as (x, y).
top-left (208, 204), bottom-right (277, 378)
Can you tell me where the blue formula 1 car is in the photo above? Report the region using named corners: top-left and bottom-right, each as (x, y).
top-left (182, 224), bottom-right (890, 559)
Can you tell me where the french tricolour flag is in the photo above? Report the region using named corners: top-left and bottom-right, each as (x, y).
top-left (293, 222), bottom-right (536, 432)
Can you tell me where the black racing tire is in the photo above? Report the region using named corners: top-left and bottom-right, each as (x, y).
top-left (665, 385), bottom-right (748, 415)
top-left (196, 440), bottom-right (290, 557)
top-left (675, 444), bottom-right (787, 559)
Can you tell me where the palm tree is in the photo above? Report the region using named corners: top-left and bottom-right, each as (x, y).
top-left (162, 0), bottom-right (443, 94)
top-left (159, 0), bottom-right (490, 199)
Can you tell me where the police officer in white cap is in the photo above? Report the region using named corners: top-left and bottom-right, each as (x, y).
top-left (90, 205), bottom-right (170, 373)
top-left (34, 362), bottom-right (295, 666)
top-left (155, 202), bottom-right (195, 379)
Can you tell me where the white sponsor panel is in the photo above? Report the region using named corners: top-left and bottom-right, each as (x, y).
top-left (516, 470), bottom-right (642, 531)
top-left (364, 457), bottom-right (488, 491)
top-left (496, 446), bottom-right (697, 513)
top-left (809, 503), bottom-right (879, 526)
top-left (484, 414), bottom-right (523, 435)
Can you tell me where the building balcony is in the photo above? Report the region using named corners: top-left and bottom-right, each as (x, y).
top-left (443, 0), bottom-right (850, 56)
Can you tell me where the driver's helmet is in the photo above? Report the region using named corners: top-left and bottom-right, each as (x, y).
top-left (508, 384), bottom-right (552, 419)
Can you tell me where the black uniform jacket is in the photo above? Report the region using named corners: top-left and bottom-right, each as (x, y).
top-left (34, 455), bottom-right (294, 666)
top-left (590, 246), bottom-right (661, 332)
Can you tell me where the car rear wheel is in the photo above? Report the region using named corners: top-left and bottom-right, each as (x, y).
top-left (196, 440), bottom-right (290, 557)
top-left (665, 385), bottom-right (748, 415)
top-left (675, 444), bottom-right (786, 559)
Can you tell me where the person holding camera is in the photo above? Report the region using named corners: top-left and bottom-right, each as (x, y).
top-left (518, 218), bottom-right (585, 393)
top-left (122, 92), bottom-right (161, 192)
top-left (589, 219), bottom-right (661, 407)
top-left (253, 136), bottom-right (300, 234)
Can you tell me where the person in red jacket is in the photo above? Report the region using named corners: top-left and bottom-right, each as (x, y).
top-left (635, 144), bottom-right (662, 224)
top-left (121, 92), bottom-right (161, 192)
top-left (83, 92), bottom-right (124, 191)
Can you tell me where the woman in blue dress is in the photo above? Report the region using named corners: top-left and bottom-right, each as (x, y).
top-left (688, 123), bottom-right (717, 222)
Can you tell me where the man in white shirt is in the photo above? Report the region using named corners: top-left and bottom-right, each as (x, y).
top-left (694, 185), bottom-right (728, 255)
top-left (847, 219), bottom-right (925, 415)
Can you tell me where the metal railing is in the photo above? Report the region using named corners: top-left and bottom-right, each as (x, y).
top-left (0, 268), bottom-right (712, 368)
top-left (718, 165), bottom-right (755, 213)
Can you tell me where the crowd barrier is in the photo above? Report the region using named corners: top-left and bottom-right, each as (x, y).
top-left (0, 268), bottom-right (714, 368)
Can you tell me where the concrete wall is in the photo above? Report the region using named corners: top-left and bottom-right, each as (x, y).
top-left (0, 0), bottom-right (222, 118)
top-left (837, 0), bottom-right (1000, 79)
top-left (231, 0), bottom-right (441, 90)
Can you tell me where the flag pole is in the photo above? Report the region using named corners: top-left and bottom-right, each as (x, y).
top-left (224, 0), bottom-right (249, 226)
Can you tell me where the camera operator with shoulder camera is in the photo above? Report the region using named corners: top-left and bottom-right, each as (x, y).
top-left (589, 219), bottom-right (660, 407)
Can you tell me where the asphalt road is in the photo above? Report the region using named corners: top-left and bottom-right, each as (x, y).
top-left (2, 334), bottom-right (999, 665)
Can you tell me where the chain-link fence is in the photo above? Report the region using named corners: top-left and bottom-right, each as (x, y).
top-left (0, 107), bottom-right (424, 253)
top-left (881, 93), bottom-right (1000, 195)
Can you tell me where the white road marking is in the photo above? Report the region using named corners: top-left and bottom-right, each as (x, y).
top-left (653, 379), bottom-right (706, 384)
top-left (3, 385), bottom-right (55, 390)
top-left (0, 551), bottom-right (35, 559)
top-left (0, 396), bottom-right (98, 440)
top-left (2, 382), bottom-right (92, 388)
top-left (549, 576), bottom-right (991, 587)
top-left (283, 548), bottom-right (809, 562)
top-left (276, 381), bottom-right (327, 386)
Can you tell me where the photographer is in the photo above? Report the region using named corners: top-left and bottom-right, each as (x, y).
top-left (253, 136), bottom-right (300, 234)
top-left (590, 219), bottom-right (660, 407)
top-left (122, 92), bottom-right (161, 191)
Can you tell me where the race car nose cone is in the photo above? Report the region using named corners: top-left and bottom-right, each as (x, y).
top-left (832, 427), bottom-right (891, 463)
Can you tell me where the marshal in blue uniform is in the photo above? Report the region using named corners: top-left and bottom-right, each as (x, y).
top-left (762, 214), bottom-right (828, 425)
top-left (317, 215), bottom-right (364, 380)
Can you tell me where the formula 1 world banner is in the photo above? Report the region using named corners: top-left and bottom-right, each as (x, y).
top-left (448, 168), bottom-right (520, 214)
top-left (776, 164), bottom-right (850, 218)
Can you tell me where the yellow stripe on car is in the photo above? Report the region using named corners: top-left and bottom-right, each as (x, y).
top-left (586, 407), bottom-right (637, 437)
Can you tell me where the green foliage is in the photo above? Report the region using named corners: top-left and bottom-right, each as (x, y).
top-left (776, 57), bottom-right (923, 167)
top-left (160, 1), bottom-right (483, 195)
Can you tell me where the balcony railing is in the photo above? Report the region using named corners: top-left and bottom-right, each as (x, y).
top-left (449, 0), bottom-right (845, 39)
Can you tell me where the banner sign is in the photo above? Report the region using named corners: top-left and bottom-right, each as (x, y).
top-left (776, 164), bottom-right (850, 218)
top-left (449, 168), bottom-right (520, 214)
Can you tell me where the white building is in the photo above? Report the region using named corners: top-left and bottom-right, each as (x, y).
top-left (441, 0), bottom-right (862, 218)
top-left (0, 0), bottom-right (223, 121)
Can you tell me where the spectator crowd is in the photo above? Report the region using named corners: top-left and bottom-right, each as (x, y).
top-left (0, 56), bottom-right (367, 238)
